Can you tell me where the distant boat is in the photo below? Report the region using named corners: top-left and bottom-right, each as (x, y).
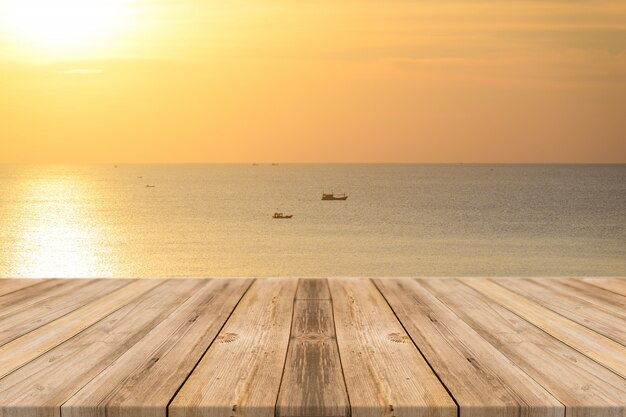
top-left (273, 212), bottom-right (292, 219)
top-left (146, 185), bottom-right (155, 188)
top-left (322, 192), bottom-right (347, 201)
top-left (271, 163), bottom-right (278, 166)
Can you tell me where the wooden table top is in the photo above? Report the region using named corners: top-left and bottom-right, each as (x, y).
top-left (0, 277), bottom-right (625, 417)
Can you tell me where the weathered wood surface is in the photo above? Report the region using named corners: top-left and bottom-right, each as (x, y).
top-left (63, 279), bottom-right (252, 417)
top-left (497, 278), bottom-right (626, 345)
top-left (169, 279), bottom-right (298, 417)
top-left (0, 279), bottom-right (84, 319)
top-left (374, 278), bottom-right (563, 417)
top-left (546, 278), bottom-right (626, 317)
top-left (276, 279), bottom-right (349, 417)
top-left (295, 278), bottom-right (331, 300)
top-left (464, 279), bottom-right (626, 379)
top-left (582, 278), bottom-right (626, 297)
top-left (0, 280), bottom-right (196, 417)
top-left (331, 279), bottom-right (456, 417)
top-left (0, 279), bottom-right (162, 379)
top-left (421, 279), bottom-right (626, 417)
top-left (0, 279), bottom-right (130, 345)
top-left (0, 278), bottom-right (43, 297)
top-left (0, 277), bottom-right (624, 417)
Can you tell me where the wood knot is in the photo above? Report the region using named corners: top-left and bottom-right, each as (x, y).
top-left (217, 332), bottom-right (238, 343)
top-left (296, 332), bottom-right (330, 343)
top-left (388, 332), bottom-right (409, 343)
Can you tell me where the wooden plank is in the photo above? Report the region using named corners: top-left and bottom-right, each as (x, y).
top-left (0, 279), bottom-right (130, 346)
top-left (496, 278), bottom-right (626, 345)
top-left (582, 278), bottom-right (626, 297)
top-left (551, 278), bottom-right (626, 317)
top-left (423, 279), bottom-right (626, 417)
top-left (465, 279), bottom-right (626, 379)
top-left (295, 278), bottom-right (331, 300)
top-left (331, 279), bottom-right (456, 417)
top-left (374, 278), bottom-right (563, 417)
top-left (63, 279), bottom-right (252, 417)
top-left (0, 279), bottom-right (79, 317)
top-left (0, 279), bottom-right (202, 417)
top-left (0, 279), bottom-right (163, 379)
top-left (0, 279), bottom-right (44, 297)
top-left (276, 279), bottom-right (349, 417)
top-left (169, 278), bottom-right (298, 417)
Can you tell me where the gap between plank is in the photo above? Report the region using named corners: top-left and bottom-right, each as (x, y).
top-left (0, 279), bottom-right (163, 381)
top-left (370, 278), bottom-right (461, 417)
top-left (478, 278), bottom-right (626, 382)
top-left (448, 279), bottom-right (570, 414)
top-left (274, 278), bottom-right (301, 417)
top-left (163, 278), bottom-right (256, 417)
top-left (0, 279), bottom-right (136, 348)
top-left (328, 279), bottom-right (353, 417)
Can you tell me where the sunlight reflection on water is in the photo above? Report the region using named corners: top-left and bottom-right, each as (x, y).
top-left (7, 172), bottom-right (113, 278)
top-left (0, 164), bottom-right (624, 278)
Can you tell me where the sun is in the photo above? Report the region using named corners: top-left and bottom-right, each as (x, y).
top-left (0, 0), bottom-right (135, 59)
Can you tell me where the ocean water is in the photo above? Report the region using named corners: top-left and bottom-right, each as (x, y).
top-left (0, 164), bottom-right (624, 278)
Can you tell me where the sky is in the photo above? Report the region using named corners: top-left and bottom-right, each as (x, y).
top-left (1, 0), bottom-right (625, 163)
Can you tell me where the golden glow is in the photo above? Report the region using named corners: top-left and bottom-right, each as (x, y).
top-left (10, 175), bottom-right (110, 278)
top-left (1, 1), bottom-right (625, 162)
top-left (0, 0), bottom-right (136, 59)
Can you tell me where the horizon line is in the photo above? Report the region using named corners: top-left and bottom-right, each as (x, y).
top-left (1, 162), bottom-right (625, 165)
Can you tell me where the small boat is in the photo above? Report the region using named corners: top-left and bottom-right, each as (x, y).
top-left (146, 185), bottom-right (155, 188)
top-left (273, 212), bottom-right (293, 219)
top-left (322, 192), bottom-right (347, 201)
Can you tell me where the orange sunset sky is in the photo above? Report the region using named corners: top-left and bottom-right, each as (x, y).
top-left (1, 0), bottom-right (625, 163)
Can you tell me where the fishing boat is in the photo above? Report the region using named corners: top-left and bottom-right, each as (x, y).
top-left (273, 212), bottom-right (293, 219)
top-left (321, 192), bottom-right (348, 201)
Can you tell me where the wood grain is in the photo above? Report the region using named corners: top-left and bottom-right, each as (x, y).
top-left (0, 279), bottom-right (200, 417)
top-left (295, 278), bottom-right (331, 300)
top-left (424, 279), bottom-right (626, 417)
top-left (276, 279), bottom-right (349, 417)
top-left (582, 278), bottom-right (626, 297)
top-left (63, 279), bottom-right (252, 417)
top-left (0, 279), bottom-right (78, 318)
top-left (497, 278), bottom-right (626, 345)
top-left (0, 279), bottom-right (44, 297)
top-left (465, 278), bottom-right (626, 379)
top-left (551, 279), bottom-right (626, 317)
top-left (169, 279), bottom-right (298, 417)
top-left (0, 279), bottom-right (130, 346)
top-left (0, 278), bottom-right (624, 417)
top-left (331, 279), bottom-right (456, 417)
top-left (0, 279), bottom-right (163, 379)
top-left (375, 278), bottom-right (563, 417)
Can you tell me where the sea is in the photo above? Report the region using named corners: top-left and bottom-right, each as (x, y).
top-left (0, 164), bottom-right (624, 278)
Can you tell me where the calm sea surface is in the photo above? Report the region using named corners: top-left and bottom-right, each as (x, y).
top-left (0, 164), bottom-right (624, 278)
